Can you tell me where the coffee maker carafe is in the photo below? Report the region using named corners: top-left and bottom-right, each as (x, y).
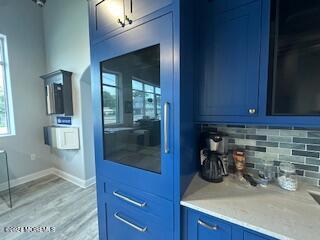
top-left (200, 132), bottom-right (228, 183)
top-left (201, 151), bottom-right (224, 183)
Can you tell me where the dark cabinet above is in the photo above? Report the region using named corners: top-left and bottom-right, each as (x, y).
top-left (88, 0), bottom-right (172, 43)
top-left (41, 70), bottom-right (73, 116)
top-left (268, 0), bottom-right (320, 116)
top-left (124, 0), bottom-right (172, 22)
top-left (209, 0), bottom-right (259, 13)
top-left (93, 0), bottom-right (125, 37)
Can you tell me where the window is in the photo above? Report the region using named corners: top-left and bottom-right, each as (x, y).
top-left (102, 72), bottom-right (121, 125)
top-left (132, 79), bottom-right (161, 122)
top-left (0, 34), bottom-right (14, 136)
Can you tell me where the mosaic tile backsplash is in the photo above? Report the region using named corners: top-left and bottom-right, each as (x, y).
top-left (203, 125), bottom-right (320, 187)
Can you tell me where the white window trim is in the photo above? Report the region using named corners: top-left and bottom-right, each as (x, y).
top-left (0, 34), bottom-right (15, 137)
top-left (102, 70), bottom-right (123, 126)
top-left (132, 77), bottom-right (161, 122)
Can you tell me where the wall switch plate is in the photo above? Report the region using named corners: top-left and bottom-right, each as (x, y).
top-left (30, 154), bottom-right (37, 161)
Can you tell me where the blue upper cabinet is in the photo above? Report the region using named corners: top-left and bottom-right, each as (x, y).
top-left (195, 0), bottom-right (320, 126)
top-left (124, 0), bottom-right (172, 23)
top-left (210, 0), bottom-right (259, 13)
top-left (89, 0), bottom-right (172, 43)
top-left (89, 0), bottom-right (125, 41)
top-left (196, 0), bottom-right (262, 118)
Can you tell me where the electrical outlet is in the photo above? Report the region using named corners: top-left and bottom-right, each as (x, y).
top-left (30, 154), bottom-right (37, 161)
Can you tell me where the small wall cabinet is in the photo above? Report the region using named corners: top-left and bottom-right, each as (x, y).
top-left (41, 70), bottom-right (73, 116)
top-left (88, 0), bottom-right (172, 42)
top-left (183, 207), bottom-right (277, 240)
top-left (44, 127), bottom-right (80, 150)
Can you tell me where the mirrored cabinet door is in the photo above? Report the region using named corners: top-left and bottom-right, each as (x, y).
top-left (101, 45), bottom-right (162, 173)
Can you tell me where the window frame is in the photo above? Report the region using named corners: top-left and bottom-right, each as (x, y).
top-left (102, 71), bottom-right (123, 126)
top-left (132, 78), bottom-right (161, 122)
top-left (0, 34), bottom-right (15, 136)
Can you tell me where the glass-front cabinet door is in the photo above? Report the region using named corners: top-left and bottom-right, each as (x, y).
top-left (101, 45), bottom-right (162, 173)
top-left (268, 0), bottom-right (320, 116)
top-left (92, 14), bottom-right (173, 199)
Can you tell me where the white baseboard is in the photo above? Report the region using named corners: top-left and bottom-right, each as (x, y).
top-left (52, 168), bottom-right (96, 188)
top-left (0, 168), bottom-right (54, 192)
top-left (84, 176), bottom-right (96, 188)
top-left (0, 168), bottom-right (96, 191)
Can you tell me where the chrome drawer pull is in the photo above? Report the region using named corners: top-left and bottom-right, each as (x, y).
top-left (114, 213), bottom-right (147, 233)
top-left (113, 191), bottom-right (146, 208)
top-left (198, 219), bottom-right (219, 231)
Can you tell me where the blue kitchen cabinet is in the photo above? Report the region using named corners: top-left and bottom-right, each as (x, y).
top-left (106, 204), bottom-right (172, 240)
top-left (88, 0), bottom-right (125, 41)
top-left (209, 0), bottom-right (259, 13)
top-left (196, 0), bottom-right (262, 118)
top-left (91, 13), bottom-right (174, 200)
top-left (182, 207), bottom-right (276, 240)
top-left (187, 208), bottom-right (232, 240)
top-left (103, 177), bottom-right (174, 239)
top-left (244, 231), bottom-right (275, 240)
top-left (184, 207), bottom-right (277, 240)
top-left (88, 0), bottom-right (173, 43)
top-left (124, 0), bottom-right (172, 23)
top-left (91, 13), bottom-right (176, 239)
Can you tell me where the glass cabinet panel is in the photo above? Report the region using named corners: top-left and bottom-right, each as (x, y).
top-left (0, 150), bottom-right (12, 208)
top-left (101, 45), bottom-right (161, 173)
top-left (269, 0), bottom-right (320, 115)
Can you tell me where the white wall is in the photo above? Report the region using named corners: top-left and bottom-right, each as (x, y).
top-left (43, 0), bottom-right (95, 181)
top-left (0, 0), bottom-right (52, 180)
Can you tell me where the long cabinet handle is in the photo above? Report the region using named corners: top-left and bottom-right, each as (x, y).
top-left (113, 191), bottom-right (146, 208)
top-left (114, 212), bottom-right (147, 233)
top-left (164, 102), bottom-right (170, 154)
top-left (197, 219), bottom-right (219, 231)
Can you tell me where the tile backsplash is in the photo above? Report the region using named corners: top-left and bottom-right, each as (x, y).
top-left (203, 125), bottom-right (320, 187)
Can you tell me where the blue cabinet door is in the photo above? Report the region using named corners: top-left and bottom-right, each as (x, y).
top-left (89, 0), bottom-right (125, 41)
top-left (197, 1), bottom-right (262, 117)
top-left (187, 209), bottom-right (232, 240)
top-left (91, 13), bottom-right (174, 200)
top-left (244, 231), bottom-right (277, 240)
top-left (106, 201), bottom-right (173, 240)
top-left (209, 0), bottom-right (258, 13)
top-left (124, 0), bottom-right (172, 22)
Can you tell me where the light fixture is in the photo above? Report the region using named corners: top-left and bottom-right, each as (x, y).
top-left (32, 0), bottom-right (46, 7)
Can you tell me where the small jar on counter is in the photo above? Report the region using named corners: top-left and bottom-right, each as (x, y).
top-left (233, 150), bottom-right (246, 176)
top-left (277, 162), bottom-right (298, 191)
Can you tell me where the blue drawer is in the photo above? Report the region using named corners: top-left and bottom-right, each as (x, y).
top-left (103, 178), bottom-right (173, 229)
top-left (106, 201), bottom-right (173, 240)
top-left (187, 209), bottom-right (232, 240)
top-left (244, 231), bottom-right (277, 240)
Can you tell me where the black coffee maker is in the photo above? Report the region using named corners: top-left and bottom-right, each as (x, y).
top-left (200, 133), bottom-right (225, 183)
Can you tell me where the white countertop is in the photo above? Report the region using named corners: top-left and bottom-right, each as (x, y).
top-left (181, 174), bottom-right (320, 240)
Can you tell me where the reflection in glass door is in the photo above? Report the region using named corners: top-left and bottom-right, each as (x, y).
top-left (101, 45), bottom-right (161, 173)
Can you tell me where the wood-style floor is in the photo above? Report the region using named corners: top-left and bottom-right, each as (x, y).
top-left (0, 175), bottom-right (98, 240)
